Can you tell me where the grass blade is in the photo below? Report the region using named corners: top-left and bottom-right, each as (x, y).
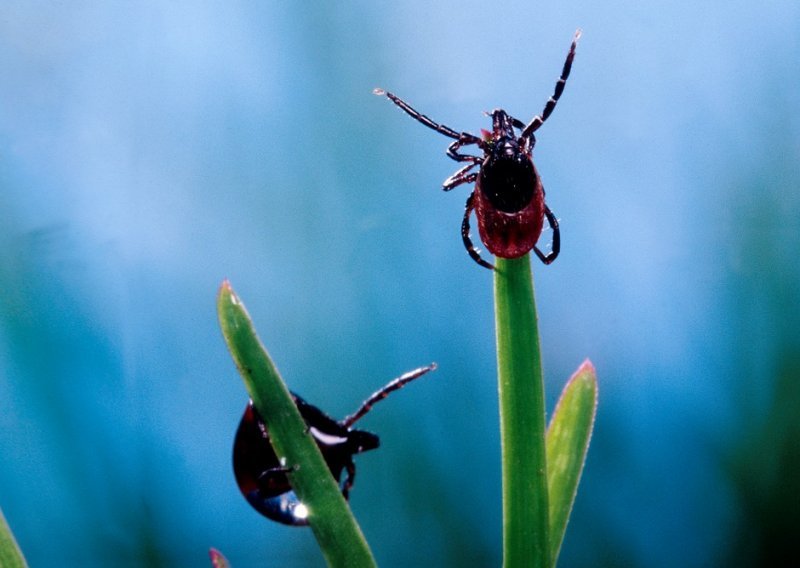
top-left (0, 506), bottom-right (27, 568)
top-left (546, 360), bottom-right (598, 564)
top-left (208, 548), bottom-right (231, 568)
top-left (217, 281), bottom-right (376, 568)
top-left (494, 256), bottom-right (550, 568)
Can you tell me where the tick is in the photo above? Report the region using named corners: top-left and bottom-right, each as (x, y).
top-left (232, 363), bottom-right (437, 525)
top-left (375, 30), bottom-right (580, 270)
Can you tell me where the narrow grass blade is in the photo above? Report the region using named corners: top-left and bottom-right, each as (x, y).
top-left (0, 507), bottom-right (27, 568)
top-left (546, 360), bottom-right (598, 564)
top-left (217, 281), bottom-right (376, 568)
top-left (494, 256), bottom-right (550, 568)
top-left (209, 548), bottom-right (231, 568)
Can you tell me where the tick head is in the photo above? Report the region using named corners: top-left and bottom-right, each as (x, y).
top-left (490, 109), bottom-right (516, 141)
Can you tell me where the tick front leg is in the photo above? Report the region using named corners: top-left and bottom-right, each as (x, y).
top-left (341, 363), bottom-right (437, 428)
top-left (374, 88), bottom-right (461, 139)
top-left (510, 116), bottom-right (526, 131)
top-left (521, 29), bottom-right (581, 140)
top-left (462, 193), bottom-right (495, 270)
top-left (533, 204), bottom-right (560, 265)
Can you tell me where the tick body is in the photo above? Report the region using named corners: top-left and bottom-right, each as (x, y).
top-left (375, 30), bottom-right (580, 269)
top-left (232, 363), bottom-right (436, 526)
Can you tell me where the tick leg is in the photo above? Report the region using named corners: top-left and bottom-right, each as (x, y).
top-left (521, 29), bottom-right (581, 140)
top-left (446, 134), bottom-right (485, 163)
top-left (256, 465), bottom-right (295, 491)
top-left (341, 462), bottom-right (356, 500)
top-left (509, 116), bottom-right (537, 150)
top-left (443, 162), bottom-right (479, 191)
top-left (510, 116), bottom-right (526, 131)
top-left (462, 193), bottom-right (495, 270)
top-left (533, 204), bottom-right (561, 264)
top-left (374, 88), bottom-right (461, 139)
top-left (341, 363), bottom-right (438, 428)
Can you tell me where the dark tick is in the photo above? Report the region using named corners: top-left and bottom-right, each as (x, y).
top-left (375, 30), bottom-right (580, 270)
top-left (232, 363), bottom-right (437, 525)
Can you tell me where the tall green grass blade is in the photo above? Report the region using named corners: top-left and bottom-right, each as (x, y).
top-left (494, 256), bottom-right (550, 568)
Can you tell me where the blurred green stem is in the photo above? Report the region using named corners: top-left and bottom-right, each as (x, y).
top-left (0, 506), bottom-right (27, 568)
top-left (494, 256), bottom-right (550, 568)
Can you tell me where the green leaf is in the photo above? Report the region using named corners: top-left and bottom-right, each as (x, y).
top-left (0, 506), bottom-right (27, 568)
top-left (217, 281), bottom-right (376, 568)
top-left (494, 256), bottom-right (550, 568)
top-left (546, 360), bottom-right (598, 565)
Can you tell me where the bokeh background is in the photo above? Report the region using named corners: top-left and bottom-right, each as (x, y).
top-left (1, 1), bottom-right (799, 566)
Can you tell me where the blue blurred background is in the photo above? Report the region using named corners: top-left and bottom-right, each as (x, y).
top-left (1, 1), bottom-right (799, 566)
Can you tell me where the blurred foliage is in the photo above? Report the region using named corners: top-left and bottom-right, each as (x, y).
top-left (722, 119), bottom-right (800, 566)
top-left (1, 2), bottom-right (799, 566)
top-left (726, 357), bottom-right (800, 566)
top-left (0, 205), bottom-right (174, 565)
